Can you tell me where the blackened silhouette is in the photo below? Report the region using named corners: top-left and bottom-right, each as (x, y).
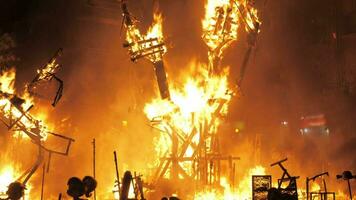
top-left (267, 158), bottom-right (299, 200)
top-left (67, 176), bottom-right (97, 200)
top-left (337, 171), bottom-right (356, 200)
top-left (4, 182), bottom-right (25, 200)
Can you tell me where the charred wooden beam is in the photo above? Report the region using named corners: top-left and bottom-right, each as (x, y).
top-left (153, 60), bottom-right (171, 99)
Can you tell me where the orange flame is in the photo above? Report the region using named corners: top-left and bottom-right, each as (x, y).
top-left (202, 0), bottom-right (260, 72)
top-left (125, 12), bottom-right (166, 63)
top-left (202, 0), bottom-right (240, 56)
top-left (194, 166), bottom-right (266, 199)
top-left (0, 68), bottom-right (51, 140)
top-left (144, 62), bottom-right (231, 169)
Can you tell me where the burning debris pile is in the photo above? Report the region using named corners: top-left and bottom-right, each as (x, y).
top-left (27, 48), bottom-right (64, 107)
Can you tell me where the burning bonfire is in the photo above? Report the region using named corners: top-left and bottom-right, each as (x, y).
top-left (120, 0), bottom-right (356, 199)
top-left (120, 0), bottom-right (263, 198)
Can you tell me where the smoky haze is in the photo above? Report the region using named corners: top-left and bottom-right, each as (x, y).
top-left (1, 0), bottom-right (355, 198)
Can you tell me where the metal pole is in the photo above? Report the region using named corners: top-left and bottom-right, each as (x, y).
top-left (40, 163), bottom-right (45, 200)
top-left (232, 162), bottom-right (236, 191)
top-left (153, 61), bottom-right (171, 99)
top-left (92, 138), bottom-right (96, 200)
top-left (306, 178), bottom-right (309, 200)
top-left (348, 179), bottom-right (353, 200)
top-left (46, 153), bottom-right (52, 173)
top-left (114, 151), bottom-right (121, 197)
top-left (323, 179), bottom-right (327, 200)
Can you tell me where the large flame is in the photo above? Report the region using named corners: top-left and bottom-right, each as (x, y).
top-left (202, 0), bottom-right (240, 56)
top-left (0, 68), bottom-right (16, 94)
top-left (144, 62), bottom-right (231, 169)
top-left (0, 165), bottom-right (18, 197)
top-left (143, 0), bottom-right (259, 194)
top-left (202, 0), bottom-right (260, 72)
top-left (0, 68), bottom-right (50, 140)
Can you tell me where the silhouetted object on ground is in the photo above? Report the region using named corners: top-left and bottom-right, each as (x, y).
top-left (337, 171), bottom-right (356, 200)
top-left (67, 177), bottom-right (85, 199)
top-left (306, 172), bottom-right (335, 200)
top-left (5, 182), bottom-right (25, 200)
top-left (113, 151), bottom-right (121, 197)
top-left (267, 188), bottom-right (282, 200)
top-left (92, 139), bottom-right (96, 200)
top-left (252, 175), bottom-right (272, 200)
top-left (120, 171), bottom-right (131, 200)
top-left (67, 176), bottom-right (97, 200)
top-left (267, 158), bottom-right (299, 200)
top-left (161, 197), bottom-right (180, 200)
top-left (27, 48), bottom-right (64, 107)
top-left (83, 176), bottom-right (97, 198)
top-left (119, 171), bottom-right (145, 200)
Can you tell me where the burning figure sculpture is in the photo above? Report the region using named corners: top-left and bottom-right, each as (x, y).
top-left (120, 0), bottom-right (260, 198)
top-left (202, 0), bottom-right (260, 85)
top-left (120, 0), bottom-right (170, 99)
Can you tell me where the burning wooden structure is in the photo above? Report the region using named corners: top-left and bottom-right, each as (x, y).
top-left (0, 54), bottom-right (74, 196)
top-left (27, 48), bottom-right (64, 107)
top-left (121, 0), bottom-right (170, 100)
top-left (306, 172), bottom-right (335, 200)
top-left (120, 0), bottom-right (261, 197)
top-left (269, 158), bottom-right (299, 200)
